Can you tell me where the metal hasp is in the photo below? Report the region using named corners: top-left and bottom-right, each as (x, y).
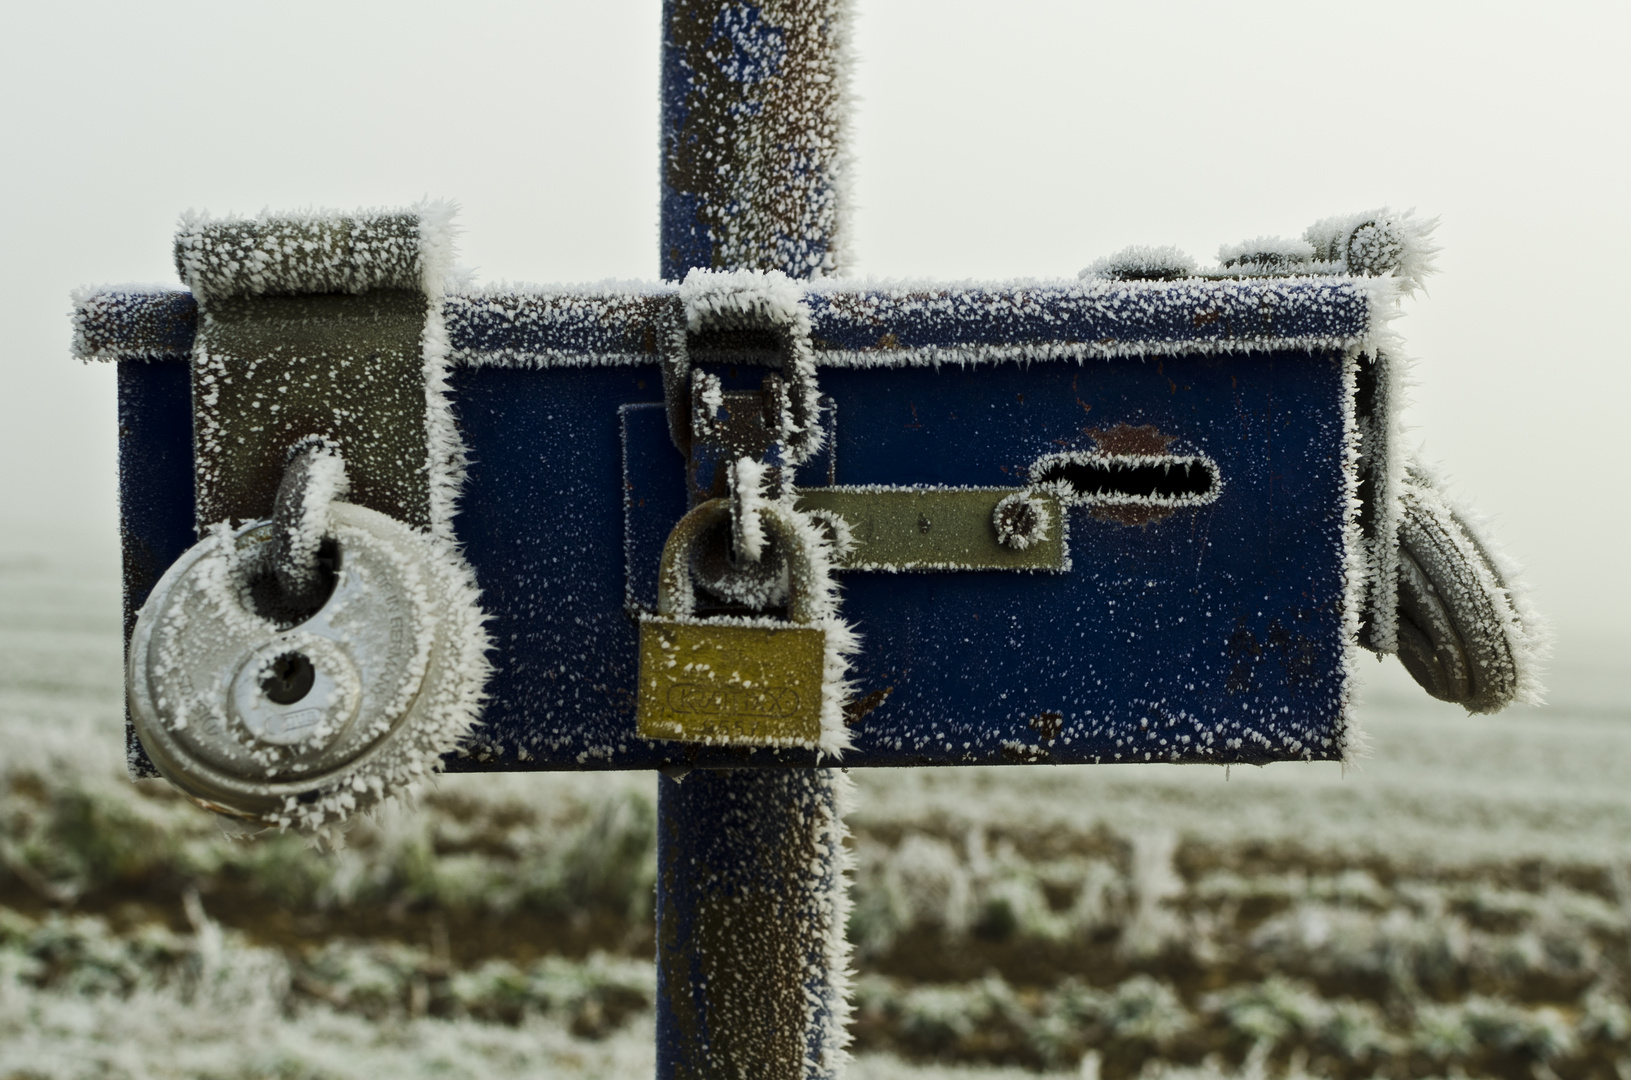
top-left (116, 210), bottom-right (491, 832)
top-left (657, 1), bottom-right (853, 1075)
top-left (795, 487), bottom-right (1067, 571)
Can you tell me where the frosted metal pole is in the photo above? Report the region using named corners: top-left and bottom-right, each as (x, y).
top-left (659, 0), bottom-right (849, 283)
top-left (656, 1), bottom-right (853, 1078)
top-left (656, 768), bottom-right (852, 1078)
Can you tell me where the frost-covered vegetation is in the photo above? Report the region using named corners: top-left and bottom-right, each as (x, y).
top-left (3, 529), bottom-right (1628, 1079)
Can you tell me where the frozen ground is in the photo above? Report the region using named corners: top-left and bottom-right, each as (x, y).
top-left (2, 524), bottom-right (1628, 1079)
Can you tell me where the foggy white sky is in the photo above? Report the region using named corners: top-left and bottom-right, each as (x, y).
top-left (2, 1), bottom-right (1626, 658)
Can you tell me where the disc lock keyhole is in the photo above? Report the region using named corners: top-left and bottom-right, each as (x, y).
top-left (261, 652), bottom-right (316, 705)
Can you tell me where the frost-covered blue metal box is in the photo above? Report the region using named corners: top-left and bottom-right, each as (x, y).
top-left (85, 275), bottom-right (1386, 773)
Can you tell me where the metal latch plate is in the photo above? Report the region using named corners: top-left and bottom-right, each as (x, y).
top-left (794, 487), bottom-right (1066, 571)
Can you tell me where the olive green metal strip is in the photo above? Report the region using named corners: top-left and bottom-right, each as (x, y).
top-left (794, 487), bottom-right (1066, 571)
top-left (192, 290), bottom-right (431, 530)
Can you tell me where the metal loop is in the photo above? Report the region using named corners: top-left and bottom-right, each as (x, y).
top-left (658, 286), bottom-right (821, 464)
top-left (658, 498), bottom-right (818, 624)
top-left (270, 441), bottom-right (349, 612)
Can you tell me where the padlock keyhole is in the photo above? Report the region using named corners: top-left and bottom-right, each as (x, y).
top-left (261, 652), bottom-right (316, 705)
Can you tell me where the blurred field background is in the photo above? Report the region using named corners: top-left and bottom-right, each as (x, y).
top-left (4, 525), bottom-right (1630, 1080)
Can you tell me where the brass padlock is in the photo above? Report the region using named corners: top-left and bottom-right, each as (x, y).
top-left (637, 498), bottom-right (848, 751)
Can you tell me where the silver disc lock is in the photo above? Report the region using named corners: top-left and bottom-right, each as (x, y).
top-left (129, 500), bottom-right (487, 830)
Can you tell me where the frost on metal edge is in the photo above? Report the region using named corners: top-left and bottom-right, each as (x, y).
top-left (416, 202), bottom-right (466, 543)
top-left (1028, 451), bottom-right (1223, 510)
top-left (172, 202), bottom-right (452, 306)
top-left (73, 273), bottom-right (1379, 370)
top-left (1358, 348), bottom-right (1406, 656)
top-left (809, 765), bottom-right (856, 1079)
top-left (70, 284), bottom-right (188, 363)
top-left (438, 272), bottom-right (1375, 370)
top-left (1337, 351), bottom-right (1370, 767)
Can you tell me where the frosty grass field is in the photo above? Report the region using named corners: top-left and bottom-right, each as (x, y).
top-left (3, 526), bottom-right (1627, 1080)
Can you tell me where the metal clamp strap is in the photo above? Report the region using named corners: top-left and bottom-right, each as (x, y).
top-left (659, 270), bottom-right (822, 465)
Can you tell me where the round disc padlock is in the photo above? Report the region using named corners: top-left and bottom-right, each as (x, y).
top-left (128, 501), bottom-right (490, 831)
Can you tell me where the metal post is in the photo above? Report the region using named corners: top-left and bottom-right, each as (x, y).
top-left (656, 768), bottom-right (852, 1078)
top-left (656, 1), bottom-right (852, 1077)
top-left (659, 0), bottom-right (848, 283)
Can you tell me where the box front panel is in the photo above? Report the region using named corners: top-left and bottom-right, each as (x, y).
top-left (449, 347), bottom-right (1352, 770)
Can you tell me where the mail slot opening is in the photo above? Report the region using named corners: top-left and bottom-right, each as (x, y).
top-left (1031, 452), bottom-right (1221, 506)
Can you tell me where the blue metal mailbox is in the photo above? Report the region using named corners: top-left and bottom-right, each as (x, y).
top-left (91, 275), bottom-right (1377, 776)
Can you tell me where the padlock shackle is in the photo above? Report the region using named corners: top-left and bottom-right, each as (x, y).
top-left (657, 498), bottom-right (818, 624)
